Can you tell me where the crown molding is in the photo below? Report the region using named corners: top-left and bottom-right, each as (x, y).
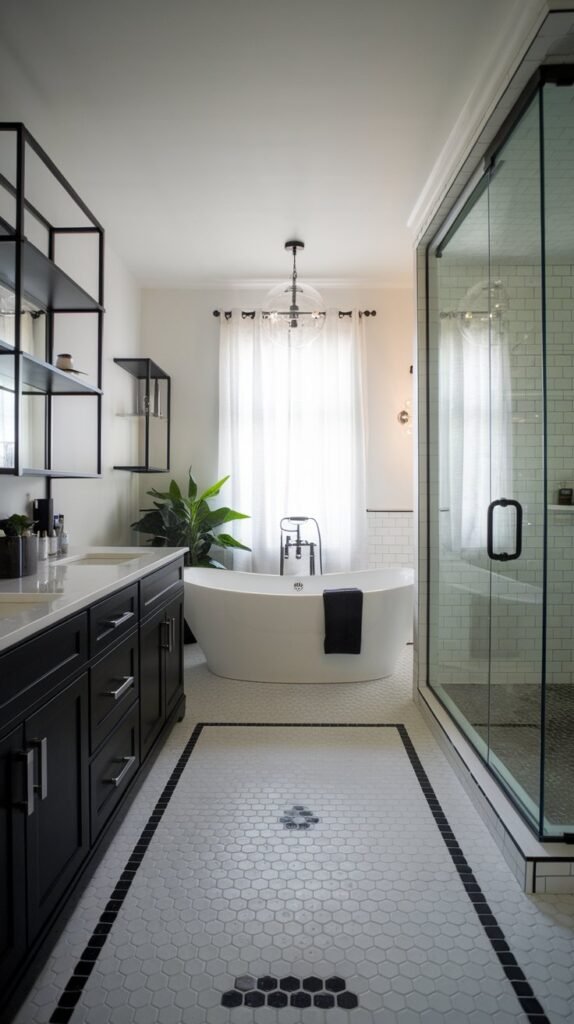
top-left (407, 0), bottom-right (549, 242)
top-left (140, 276), bottom-right (414, 292)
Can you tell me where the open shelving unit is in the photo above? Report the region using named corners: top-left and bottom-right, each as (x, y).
top-left (0, 122), bottom-right (104, 480)
top-left (113, 358), bottom-right (171, 473)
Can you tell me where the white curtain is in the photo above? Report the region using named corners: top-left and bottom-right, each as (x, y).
top-left (218, 309), bottom-right (368, 573)
top-left (439, 316), bottom-right (512, 553)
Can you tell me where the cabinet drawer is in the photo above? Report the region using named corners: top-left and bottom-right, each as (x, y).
top-left (89, 584), bottom-right (138, 657)
top-left (0, 613), bottom-right (88, 728)
top-left (90, 705), bottom-right (139, 842)
top-left (140, 558), bottom-right (184, 620)
top-left (90, 637), bottom-right (139, 754)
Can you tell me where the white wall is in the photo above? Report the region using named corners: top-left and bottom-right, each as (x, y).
top-left (0, 244), bottom-right (141, 546)
top-left (139, 284), bottom-right (414, 514)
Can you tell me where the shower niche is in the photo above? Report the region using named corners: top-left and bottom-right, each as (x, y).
top-left (426, 67), bottom-right (574, 840)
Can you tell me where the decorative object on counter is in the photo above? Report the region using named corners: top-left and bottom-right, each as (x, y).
top-left (38, 530), bottom-right (48, 560)
top-left (558, 487), bottom-right (573, 506)
top-left (55, 352), bottom-right (88, 375)
top-left (0, 514), bottom-right (38, 578)
top-left (131, 468), bottom-right (251, 568)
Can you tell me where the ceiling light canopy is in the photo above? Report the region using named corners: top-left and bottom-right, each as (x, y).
top-left (263, 241), bottom-right (325, 347)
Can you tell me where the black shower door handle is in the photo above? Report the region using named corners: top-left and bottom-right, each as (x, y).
top-left (487, 499), bottom-right (523, 561)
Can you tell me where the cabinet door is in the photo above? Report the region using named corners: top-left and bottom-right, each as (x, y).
top-left (164, 593), bottom-right (184, 719)
top-left (25, 674), bottom-right (89, 940)
top-left (0, 725), bottom-right (27, 992)
top-left (139, 608), bottom-right (166, 761)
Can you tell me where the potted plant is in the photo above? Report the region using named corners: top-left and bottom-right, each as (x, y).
top-left (131, 469), bottom-right (251, 567)
top-left (0, 514), bottom-right (38, 578)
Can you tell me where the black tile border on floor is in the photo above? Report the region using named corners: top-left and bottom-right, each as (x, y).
top-left (47, 722), bottom-right (551, 1024)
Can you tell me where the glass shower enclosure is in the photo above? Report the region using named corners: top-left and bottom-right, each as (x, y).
top-left (426, 68), bottom-right (574, 840)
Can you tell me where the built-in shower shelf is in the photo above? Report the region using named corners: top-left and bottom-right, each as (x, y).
top-left (548, 505), bottom-right (574, 513)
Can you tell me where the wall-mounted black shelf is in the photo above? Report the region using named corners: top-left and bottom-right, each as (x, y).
top-left (113, 358), bottom-right (171, 473)
top-left (0, 341), bottom-right (101, 395)
top-left (0, 123), bottom-right (104, 480)
top-left (0, 238), bottom-right (102, 312)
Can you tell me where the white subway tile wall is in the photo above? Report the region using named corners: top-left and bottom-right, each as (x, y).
top-left (366, 510), bottom-right (414, 569)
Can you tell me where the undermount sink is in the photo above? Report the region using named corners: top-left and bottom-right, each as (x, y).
top-left (0, 592), bottom-right (55, 616)
top-left (63, 553), bottom-right (141, 567)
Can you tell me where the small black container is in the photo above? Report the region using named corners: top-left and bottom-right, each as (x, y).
top-left (0, 536), bottom-right (38, 578)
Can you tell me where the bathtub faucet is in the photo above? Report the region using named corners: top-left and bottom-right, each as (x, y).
top-left (279, 516), bottom-right (323, 575)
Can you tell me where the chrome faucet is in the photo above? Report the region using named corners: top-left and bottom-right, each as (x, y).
top-left (279, 516), bottom-right (323, 575)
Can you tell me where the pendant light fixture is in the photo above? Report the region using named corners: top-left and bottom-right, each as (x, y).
top-left (263, 240), bottom-right (325, 347)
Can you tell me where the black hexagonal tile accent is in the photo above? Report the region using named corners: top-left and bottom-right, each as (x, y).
top-left (221, 990), bottom-right (242, 1008)
top-left (279, 804), bottom-right (320, 830)
top-left (234, 974), bottom-right (256, 992)
top-left (337, 991), bottom-right (359, 1009)
top-left (303, 976), bottom-right (323, 992)
top-left (280, 975), bottom-right (300, 992)
top-left (291, 991), bottom-right (312, 1008)
top-left (267, 991), bottom-right (288, 1008)
top-left (314, 992), bottom-right (336, 1008)
top-left (245, 990), bottom-right (265, 1008)
top-left (257, 975), bottom-right (278, 991)
top-left (325, 976), bottom-right (346, 993)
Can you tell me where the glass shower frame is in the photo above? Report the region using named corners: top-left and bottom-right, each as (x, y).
top-left (424, 66), bottom-right (574, 842)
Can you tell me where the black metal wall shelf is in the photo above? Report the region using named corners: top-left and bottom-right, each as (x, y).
top-left (0, 123), bottom-right (104, 480)
top-left (0, 238), bottom-right (102, 313)
top-left (0, 342), bottom-right (101, 395)
top-left (113, 358), bottom-right (171, 473)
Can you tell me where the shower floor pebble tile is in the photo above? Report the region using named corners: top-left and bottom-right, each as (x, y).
top-left (12, 645), bottom-right (574, 1024)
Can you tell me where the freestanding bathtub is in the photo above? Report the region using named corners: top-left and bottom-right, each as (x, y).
top-left (183, 567), bottom-right (414, 683)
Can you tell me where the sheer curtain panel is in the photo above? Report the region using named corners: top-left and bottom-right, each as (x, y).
top-left (218, 310), bottom-right (368, 574)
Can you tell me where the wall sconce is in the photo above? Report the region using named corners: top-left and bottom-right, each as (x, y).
top-left (397, 397), bottom-right (412, 434)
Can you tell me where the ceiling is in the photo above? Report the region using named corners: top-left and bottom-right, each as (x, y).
top-left (0, 0), bottom-right (522, 287)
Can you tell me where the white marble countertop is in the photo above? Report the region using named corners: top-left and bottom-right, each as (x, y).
top-left (0, 546), bottom-right (188, 653)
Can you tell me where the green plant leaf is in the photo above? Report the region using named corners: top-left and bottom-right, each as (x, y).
top-left (213, 533), bottom-right (252, 551)
top-left (198, 475), bottom-right (229, 502)
top-left (187, 469), bottom-right (198, 500)
top-left (169, 479), bottom-right (182, 502)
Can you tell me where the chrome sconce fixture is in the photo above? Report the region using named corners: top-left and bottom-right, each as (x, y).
top-left (398, 364), bottom-right (413, 432)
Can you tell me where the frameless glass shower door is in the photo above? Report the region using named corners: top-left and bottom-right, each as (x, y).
top-left (427, 85), bottom-right (551, 835)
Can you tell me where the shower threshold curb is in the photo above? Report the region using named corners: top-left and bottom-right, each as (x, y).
top-left (417, 685), bottom-right (574, 894)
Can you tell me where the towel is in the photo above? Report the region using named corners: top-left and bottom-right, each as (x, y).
top-left (323, 588), bottom-right (363, 654)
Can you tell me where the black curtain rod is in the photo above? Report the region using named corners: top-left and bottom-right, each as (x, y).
top-left (213, 309), bottom-right (376, 319)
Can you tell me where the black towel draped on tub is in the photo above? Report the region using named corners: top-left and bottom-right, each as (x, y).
top-left (323, 587), bottom-right (363, 654)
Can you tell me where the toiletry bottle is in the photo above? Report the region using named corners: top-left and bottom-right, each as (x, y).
top-left (38, 530), bottom-right (48, 560)
top-left (48, 529), bottom-right (58, 557)
top-left (61, 529), bottom-right (69, 555)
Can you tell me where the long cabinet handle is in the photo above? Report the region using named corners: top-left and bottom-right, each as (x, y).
top-left (30, 737), bottom-right (48, 800)
top-left (169, 617), bottom-right (175, 654)
top-left (103, 676), bottom-right (135, 701)
top-left (103, 610), bottom-right (134, 630)
top-left (160, 618), bottom-right (170, 651)
top-left (16, 749), bottom-right (35, 816)
top-left (105, 755), bottom-right (136, 788)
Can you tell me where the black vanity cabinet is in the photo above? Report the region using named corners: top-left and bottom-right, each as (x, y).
top-left (140, 561), bottom-right (184, 761)
top-left (0, 725), bottom-right (27, 995)
top-left (0, 555), bottom-right (185, 1022)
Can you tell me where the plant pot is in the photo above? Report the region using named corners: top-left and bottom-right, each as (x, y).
top-left (0, 535), bottom-right (38, 578)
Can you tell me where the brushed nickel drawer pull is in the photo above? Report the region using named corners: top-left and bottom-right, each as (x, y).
top-left (30, 737), bottom-right (48, 800)
top-left (102, 610), bottom-right (134, 630)
top-left (104, 676), bottom-right (135, 701)
top-left (106, 755), bottom-right (135, 787)
top-left (16, 749), bottom-right (35, 816)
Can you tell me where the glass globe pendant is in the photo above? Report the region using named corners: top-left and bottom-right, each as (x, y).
top-left (263, 241), bottom-right (325, 348)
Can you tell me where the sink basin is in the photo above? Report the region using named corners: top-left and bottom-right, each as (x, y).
top-left (0, 592), bottom-right (55, 617)
top-left (63, 553), bottom-right (141, 567)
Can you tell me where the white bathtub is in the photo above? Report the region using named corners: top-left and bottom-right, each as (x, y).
top-left (184, 567), bottom-right (414, 683)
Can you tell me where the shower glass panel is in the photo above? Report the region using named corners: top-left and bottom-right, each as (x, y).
top-left (486, 97), bottom-right (544, 825)
top-left (542, 81), bottom-right (574, 835)
top-left (428, 183), bottom-right (492, 761)
top-left (427, 88), bottom-right (548, 834)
